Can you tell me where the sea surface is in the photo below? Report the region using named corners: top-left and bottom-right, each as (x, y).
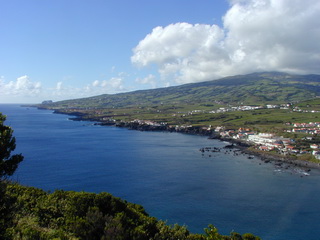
top-left (1, 104), bottom-right (320, 240)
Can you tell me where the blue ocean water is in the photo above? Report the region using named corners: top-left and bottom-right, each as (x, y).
top-left (1, 104), bottom-right (320, 239)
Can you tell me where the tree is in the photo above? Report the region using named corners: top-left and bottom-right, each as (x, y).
top-left (204, 225), bottom-right (221, 240)
top-left (0, 113), bottom-right (24, 179)
top-left (0, 113), bottom-right (23, 239)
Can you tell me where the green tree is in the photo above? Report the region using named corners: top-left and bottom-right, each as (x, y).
top-left (0, 113), bottom-right (23, 239)
top-left (0, 113), bottom-right (24, 179)
top-left (204, 224), bottom-right (221, 240)
top-left (242, 233), bottom-right (261, 240)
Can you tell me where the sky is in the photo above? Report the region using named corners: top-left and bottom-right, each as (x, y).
top-left (1, 0), bottom-right (320, 104)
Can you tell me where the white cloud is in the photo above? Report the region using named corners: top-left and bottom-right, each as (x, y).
top-left (132, 23), bottom-right (226, 84)
top-left (132, 0), bottom-right (320, 84)
top-left (92, 80), bottom-right (100, 87)
top-left (135, 74), bottom-right (157, 88)
top-left (51, 81), bottom-right (64, 98)
top-left (0, 75), bottom-right (42, 96)
top-left (223, 0), bottom-right (320, 73)
top-left (49, 76), bottom-right (126, 102)
top-left (51, 73), bottom-right (127, 101)
top-left (88, 75), bottom-right (126, 95)
top-left (0, 73), bottom-right (129, 103)
top-left (56, 81), bottom-right (63, 91)
top-left (100, 77), bottom-right (124, 91)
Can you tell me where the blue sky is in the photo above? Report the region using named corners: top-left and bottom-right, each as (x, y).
top-left (1, 0), bottom-right (320, 103)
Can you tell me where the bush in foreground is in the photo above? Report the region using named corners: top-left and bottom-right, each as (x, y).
top-left (1, 183), bottom-right (260, 240)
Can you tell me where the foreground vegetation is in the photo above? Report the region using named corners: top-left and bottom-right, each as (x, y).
top-left (0, 182), bottom-right (260, 240)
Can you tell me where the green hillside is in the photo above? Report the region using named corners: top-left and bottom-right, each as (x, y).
top-left (41, 72), bottom-right (320, 109)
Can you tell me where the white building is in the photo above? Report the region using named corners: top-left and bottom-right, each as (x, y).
top-left (248, 133), bottom-right (277, 144)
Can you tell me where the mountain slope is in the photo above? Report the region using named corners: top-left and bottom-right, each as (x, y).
top-left (43, 72), bottom-right (320, 108)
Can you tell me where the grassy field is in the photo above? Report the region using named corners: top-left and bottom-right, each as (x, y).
top-left (56, 103), bottom-right (320, 134)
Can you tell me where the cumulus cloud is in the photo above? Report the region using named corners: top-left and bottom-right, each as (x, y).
top-left (50, 77), bottom-right (125, 101)
top-left (132, 23), bottom-right (226, 84)
top-left (92, 80), bottom-right (100, 87)
top-left (101, 77), bottom-right (124, 91)
top-left (56, 81), bottom-right (63, 91)
top-left (135, 74), bottom-right (157, 88)
top-left (51, 75), bottom-right (126, 101)
top-left (223, 0), bottom-right (320, 73)
top-left (0, 74), bottom-right (128, 103)
top-left (89, 75), bottom-right (126, 95)
top-left (131, 0), bottom-right (320, 84)
top-left (0, 75), bottom-right (42, 96)
top-left (51, 81), bottom-right (65, 98)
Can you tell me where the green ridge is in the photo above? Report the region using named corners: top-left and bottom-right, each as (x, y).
top-left (39, 72), bottom-right (320, 109)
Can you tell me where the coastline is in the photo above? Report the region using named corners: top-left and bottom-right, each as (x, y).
top-left (239, 144), bottom-right (319, 171)
top-left (52, 108), bottom-right (320, 172)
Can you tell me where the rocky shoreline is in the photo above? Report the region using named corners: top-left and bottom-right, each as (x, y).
top-left (53, 109), bottom-right (320, 173)
top-left (243, 147), bottom-right (319, 168)
top-left (220, 138), bottom-right (320, 170)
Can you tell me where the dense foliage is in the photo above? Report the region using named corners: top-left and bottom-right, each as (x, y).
top-left (1, 183), bottom-right (260, 240)
top-left (0, 114), bottom-right (24, 179)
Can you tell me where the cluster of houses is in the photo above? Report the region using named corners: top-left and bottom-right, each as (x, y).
top-left (177, 105), bottom-right (318, 116)
top-left (292, 107), bottom-right (320, 113)
top-left (208, 106), bottom-right (262, 113)
top-left (174, 105), bottom-right (265, 116)
top-left (182, 103), bottom-right (293, 115)
top-left (215, 126), bottom-right (320, 159)
top-left (285, 122), bottom-right (320, 135)
top-left (125, 115), bottom-right (320, 160)
top-left (131, 119), bottom-right (166, 127)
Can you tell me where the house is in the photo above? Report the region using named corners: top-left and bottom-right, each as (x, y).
top-left (234, 133), bottom-right (246, 140)
top-left (282, 139), bottom-right (292, 146)
top-left (259, 146), bottom-right (271, 151)
top-left (310, 144), bottom-right (319, 149)
top-left (286, 145), bottom-right (295, 150)
top-left (248, 133), bottom-right (276, 144)
top-left (312, 151), bottom-right (320, 160)
top-left (215, 126), bottom-right (225, 132)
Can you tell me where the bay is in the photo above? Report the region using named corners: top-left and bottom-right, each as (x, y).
top-left (1, 104), bottom-right (320, 240)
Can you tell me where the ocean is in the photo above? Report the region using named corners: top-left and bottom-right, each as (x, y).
top-left (1, 104), bottom-right (320, 239)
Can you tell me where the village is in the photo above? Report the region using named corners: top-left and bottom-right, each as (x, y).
top-left (176, 103), bottom-right (288, 116)
top-left (214, 123), bottom-right (320, 160)
top-left (126, 118), bottom-right (320, 161)
top-left (173, 103), bottom-right (320, 117)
